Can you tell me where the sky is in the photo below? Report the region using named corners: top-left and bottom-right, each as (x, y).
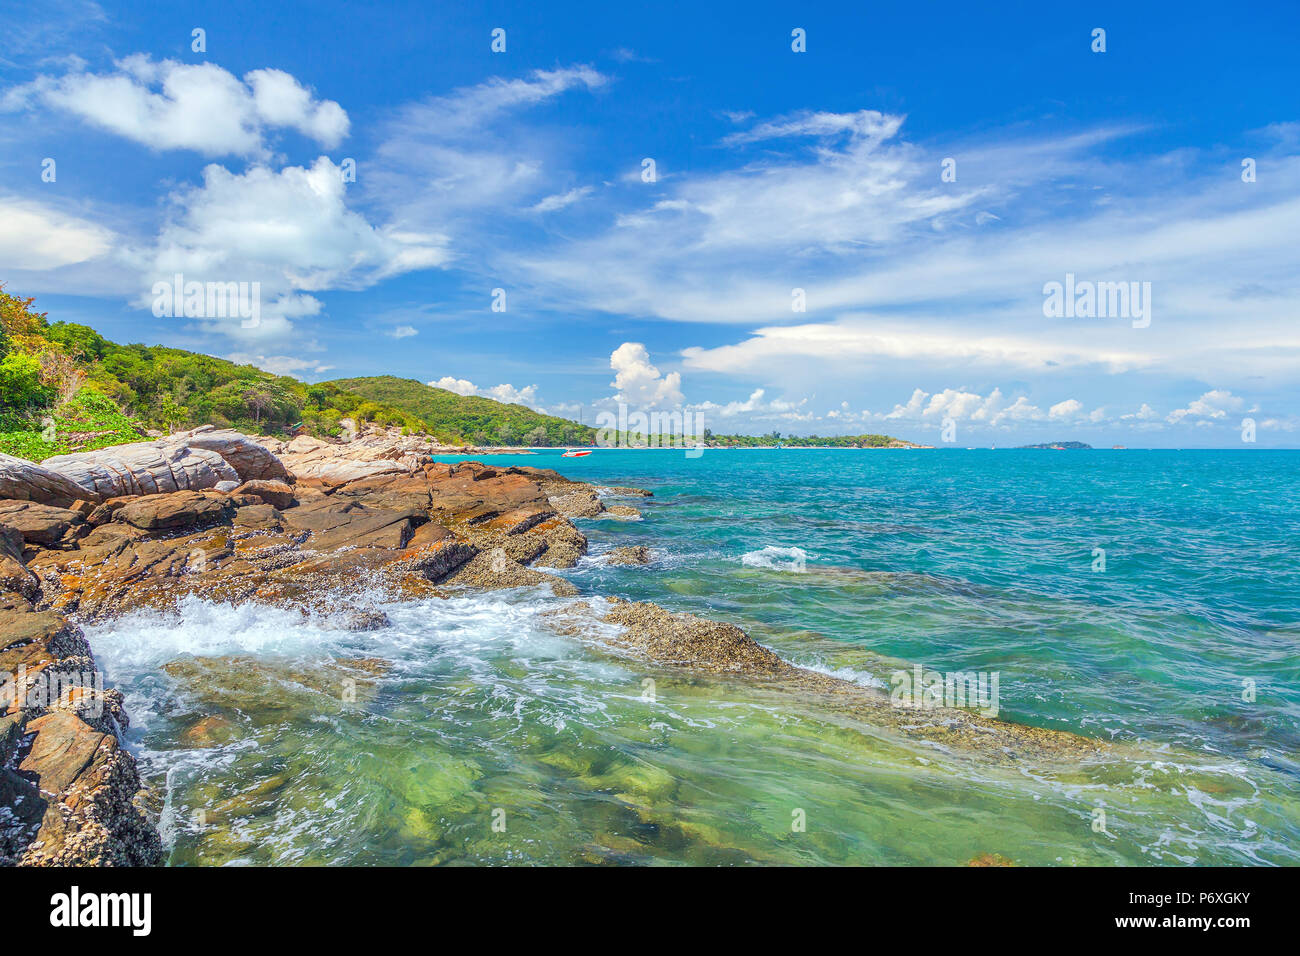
top-left (1, 0), bottom-right (1298, 447)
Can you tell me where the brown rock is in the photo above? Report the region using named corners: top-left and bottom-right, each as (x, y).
top-left (19, 710), bottom-right (107, 796)
top-left (0, 525), bottom-right (39, 601)
top-left (113, 490), bottom-right (233, 531)
top-left (233, 479), bottom-right (296, 509)
top-left (0, 500), bottom-right (83, 547)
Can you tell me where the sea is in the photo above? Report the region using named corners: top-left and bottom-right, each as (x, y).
top-left (84, 448), bottom-right (1300, 865)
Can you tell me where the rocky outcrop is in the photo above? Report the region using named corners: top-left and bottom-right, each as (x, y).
top-left (0, 426), bottom-right (289, 506)
top-left (1, 608), bottom-right (162, 866)
top-left (260, 427), bottom-right (456, 483)
top-left (544, 597), bottom-right (1109, 766)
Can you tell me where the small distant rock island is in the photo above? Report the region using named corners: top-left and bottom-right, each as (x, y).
top-left (1018, 441), bottom-right (1093, 450)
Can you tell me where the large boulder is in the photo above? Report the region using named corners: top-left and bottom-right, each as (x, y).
top-left (112, 490), bottom-right (234, 532)
top-left (0, 454), bottom-right (94, 508)
top-left (0, 426), bottom-right (291, 505)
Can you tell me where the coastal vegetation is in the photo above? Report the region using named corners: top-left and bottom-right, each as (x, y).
top-left (1, 287), bottom-right (916, 460)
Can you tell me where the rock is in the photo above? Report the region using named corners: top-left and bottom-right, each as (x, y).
top-left (0, 525), bottom-right (39, 601)
top-left (599, 505), bottom-right (642, 520)
top-left (0, 454), bottom-right (93, 508)
top-left (3, 426), bottom-right (290, 504)
top-left (599, 598), bottom-right (788, 675)
top-left (444, 549), bottom-right (578, 596)
top-left (113, 490), bottom-right (233, 531)
top-left (386, 540), bottom-right (478, 581)
top-left (175, 426), bottom-right (291, 482)
top-left (302, 508), bottom-right (423, 551)
top-left (607, 545), bottom-right (651, 566)
top-left (548, 490), bottom-right (605, 518)
top-left (19, 710), bottom-right (107, 796)
top-left (234, 479), bottom-right (296, 509)
top-left (0, 500), bottom-right (83, 547)
top-left (231, 503), bottom-right (283, 531)
top-left (214, 480), bottom-right (240, 493)
top-left (603, 486), bottom-right (653, 497)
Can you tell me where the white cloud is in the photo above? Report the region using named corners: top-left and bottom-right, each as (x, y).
top-left (368, 67), bottom-right (607, 227)
top-left (609, 342), bottom-right (684, 407)
top-left (4, 55), bottom-right (348, 156)
top-left (528, 186), bottom-right (593, 213)
top-left (387, 325), bottom-right (418, 339)
top-left (1166, 389), bottom-right (1245, 424)
top-left (1049, 398), bottom-right (1084, 420)
top-left (0, 197), bottom-right (114, 269)
top-left (226, 352), bottom-right (334, 379)
top-left (430, 376), bottom-right (477, 396)
top-left (136, 156), bottom-right (448, 340)
top-left (681, 319), bottom-right (1149, 375)
top-left (428, 376), bottom-right (544, 410)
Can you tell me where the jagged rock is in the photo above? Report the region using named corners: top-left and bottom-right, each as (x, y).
top-left (16, 710), bottom-right (162, 866)
top-left (599, 598), bottom-right (788, 675)
top-left (444, 549), bottom-right (578, 596)
top-left (385, 540), bottom-right (478, 581)
top-left (599, 505), bottom-right (642, 520)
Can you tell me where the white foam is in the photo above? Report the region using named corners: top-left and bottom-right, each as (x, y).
top-left (740, 545), bottom-right (810, 572)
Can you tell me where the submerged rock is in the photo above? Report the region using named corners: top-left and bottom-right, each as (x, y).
top-left (606, 545), bottom-right (651, 566)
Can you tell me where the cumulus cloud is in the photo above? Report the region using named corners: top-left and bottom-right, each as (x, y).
top-left (3, 55), bottom-right (348, 156)
top-left (1166, 389), bottom-right (1245, 424)
top-left (689, 388), bottom-right (813, 422)
top-left (1049, 398), bottom-right (1084, 420)
top-left (136, 156), bottom-right (448, 339)
top-left (609, 342), bottom-right (684, 407)
top-left (387, 325), bottom-right (418, 339)
top-left (429, 376), bottom-right (543, 409)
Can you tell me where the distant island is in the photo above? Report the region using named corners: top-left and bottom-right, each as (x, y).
top-left (1017, 441), bottom-right (1093, 450)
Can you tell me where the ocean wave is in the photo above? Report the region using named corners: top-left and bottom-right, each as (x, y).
top-left (741, 545), bottom-right (811, 572)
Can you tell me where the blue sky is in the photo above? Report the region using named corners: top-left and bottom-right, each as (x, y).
top-left (2, 0), bottom-right (1298, 446)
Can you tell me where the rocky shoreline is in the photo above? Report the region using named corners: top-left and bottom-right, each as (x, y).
top-left (1, 425), bottom-right (1103, 866)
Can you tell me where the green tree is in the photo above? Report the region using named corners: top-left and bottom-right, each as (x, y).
top-left (0, 352), bottom-right (48, 410)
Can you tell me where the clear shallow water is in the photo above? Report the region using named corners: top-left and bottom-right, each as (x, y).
top-left (85, 449), bottom-right (1300, 865)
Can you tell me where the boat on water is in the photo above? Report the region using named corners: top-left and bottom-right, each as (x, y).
top-left (561, 448), bottom-right (592, 458)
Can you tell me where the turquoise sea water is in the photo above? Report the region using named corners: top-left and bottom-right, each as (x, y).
top-left (87, 449), bottom-right (1300, 865)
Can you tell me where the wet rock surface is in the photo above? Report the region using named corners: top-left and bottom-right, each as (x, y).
top-left (606, 545), bottom-right (652, 565)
